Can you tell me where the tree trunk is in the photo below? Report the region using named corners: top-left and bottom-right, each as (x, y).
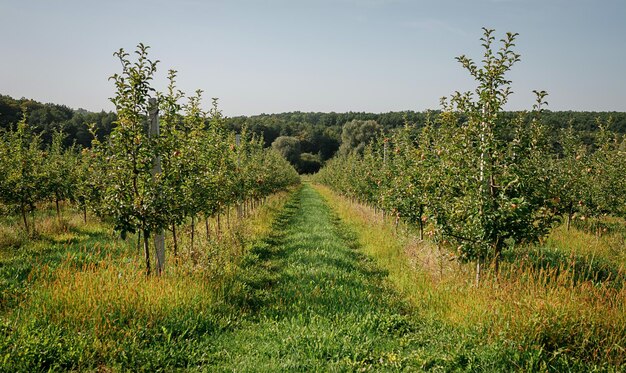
top-left (438, 242), bottom-right (444, 280)
top-left (216, 213), bottom-right (221, 238)
top-left (172, 223), bottom-right (178, 257)
top-left (566, 212), bottom-right (572, 231)
top-left (154, 231), bottom-right (165, 275)
top-left (191, 215), bottom-right (196, 252)
top-left (143, 229), bottom-right (151, 276)
top-left (137, 230), bottom-right (141, 252)
top-left (418, 219), bottom-right (424, 241)
top-left (55, 197), bottom-right (61, 221)
top-left (21, 204), bottom-right (29, 234)
top-left (83, 206), bottom-right (87, 224)
top-left (418, 205), bottom-right (424, 240)
top-left (494, 242), bottom-right (502, 275)
top-left (566, 204), bottom-right (573, 231)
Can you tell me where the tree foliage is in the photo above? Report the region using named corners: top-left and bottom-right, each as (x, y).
top-left (315, 28), bottom-right (625, 283)
top-left (271, 136), bottom-right (301, 165)
top-left (338, 119), bottom-right (382, 156)
top-left (88, 43), bottom-right (299, 274)
top-left (0, 114), bottom-right (47, 233)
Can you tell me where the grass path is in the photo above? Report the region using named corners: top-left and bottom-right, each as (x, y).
top-left (205, 184), bottom-right (489, 371)
top-left (1, 184), bottom-right (617, 371)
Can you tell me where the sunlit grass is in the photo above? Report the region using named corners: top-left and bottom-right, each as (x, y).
top-left (315, 183), bottom-right (626, 369)
top-left (29, 257), bottom-right (216, 335)
top-left (3, 185), bottom-right (624, 370)
top-left (186, 183), bottom-right (501, 371)
top-left (546, 222), bottom-right (626, 270)
top-left (0, 190), bottom-right (294, 370)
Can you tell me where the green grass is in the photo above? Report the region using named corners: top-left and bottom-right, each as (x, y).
top-left (2, 185), bottom-right (623, 371)
top-left (0, 192), bottom-right (292, 371)
top-left (315, 183), bottom-right (626, 371)
top-left (0, 214), bottom-right (120, 312)
top-left (0, 185), bottom-right (483, 371)
top-left (191, 183), bottom-right (503, 371)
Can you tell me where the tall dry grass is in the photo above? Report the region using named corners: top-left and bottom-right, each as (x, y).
top-left (28, 257), bottom-right (216, 337)
top-left (314, 184), bottom-right (626, 367)
top-left (2, 189), bottom-right (294, 357)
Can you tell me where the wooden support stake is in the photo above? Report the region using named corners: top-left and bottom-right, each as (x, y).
top-left (236, 133), bottom-right (243, 219)
top-left (149, 98), bottom-right (165, 275)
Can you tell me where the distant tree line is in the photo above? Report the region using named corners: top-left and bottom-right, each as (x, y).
top-left (0, 94), bottom-right (116, 148)
top-left (2, 93), bottom-right (625, 165)
top-left (228, 110), bottom-right (626, 171)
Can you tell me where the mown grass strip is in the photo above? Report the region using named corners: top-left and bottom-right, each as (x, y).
top-left (203, 183), bottom-right (509, 371)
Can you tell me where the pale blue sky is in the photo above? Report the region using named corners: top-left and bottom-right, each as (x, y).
top-left (1, 0), bottom-right (624, 116)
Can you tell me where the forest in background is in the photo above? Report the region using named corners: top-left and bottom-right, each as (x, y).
top-left (2, 93), bottom-right (625, 168)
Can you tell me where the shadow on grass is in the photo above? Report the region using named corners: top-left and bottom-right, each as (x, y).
top-left (502, 246), bottom-right (624, 289)
top-left (224, 184), bottom-right (407, 323)
top-left (225, 189), bottom-right (302, 315)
